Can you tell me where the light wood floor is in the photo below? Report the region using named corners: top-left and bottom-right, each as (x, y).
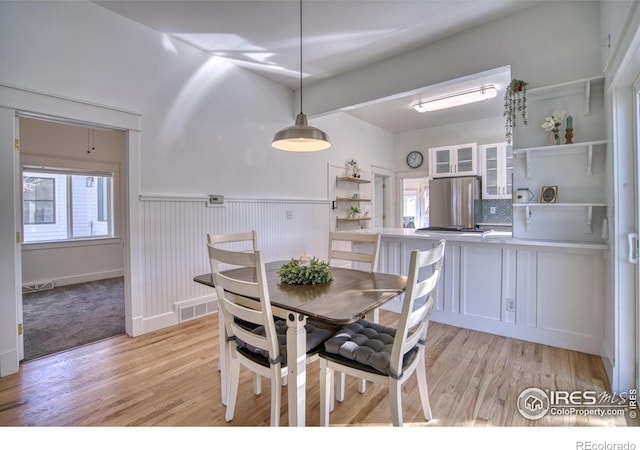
top-left (0, 310), bottom-right (636, 427)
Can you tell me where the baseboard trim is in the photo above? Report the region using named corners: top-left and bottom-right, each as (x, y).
top-left (141, 311), bottom-right (179, 334)
top-left (0, 348), bottom-right (19, 377)
top-left (23, 269), bottom-right (125, 289)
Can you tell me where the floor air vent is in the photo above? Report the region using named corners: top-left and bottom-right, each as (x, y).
top-left (23, 281), bottom-right (55, 294)
top-left (179, 300), bottom-right (217, 322)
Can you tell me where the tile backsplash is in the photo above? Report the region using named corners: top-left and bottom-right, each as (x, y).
top-left (480, 199), bottom-right (512, 224)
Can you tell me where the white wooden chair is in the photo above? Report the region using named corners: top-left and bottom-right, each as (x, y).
top-left (210, 246), bottom-right (332, 426)
top-left (319, 239), bottom-right (446, 426)
top-left (328, 231), bottom-right (381, 274)
top-left (327, 231), bottom-right (381, 399)
top-left (207, 231), bottom-right (259, 405)
top-left (207, 230), bottom-right (257, 254)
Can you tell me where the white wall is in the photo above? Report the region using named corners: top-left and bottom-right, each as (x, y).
top-left (304, 2), bottom-right (602, 120)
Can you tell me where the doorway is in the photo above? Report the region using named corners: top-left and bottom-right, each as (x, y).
top-left (402, 177), bottom-right (429, 229)
top-left (19, 117), bottom-right (126, 360)
top-left (0, 84), bottom-right (140, 376)
top-left (373, 173), bottom-right (390, 228)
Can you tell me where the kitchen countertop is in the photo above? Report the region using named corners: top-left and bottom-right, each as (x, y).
top-left (340, 227), bottom-right (609, 251)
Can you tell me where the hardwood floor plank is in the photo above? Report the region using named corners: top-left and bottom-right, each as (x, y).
top-left (0, 310), bottom-right (636, 428)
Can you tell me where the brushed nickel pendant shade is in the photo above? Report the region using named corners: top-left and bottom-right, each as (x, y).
top-left (272, 0), bottom-right (331, 152)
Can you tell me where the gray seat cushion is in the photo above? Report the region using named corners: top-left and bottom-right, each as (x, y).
top-left (236, 319), bottom-right (333, 365)
top-left (321, 319), bottom-right (418, 377)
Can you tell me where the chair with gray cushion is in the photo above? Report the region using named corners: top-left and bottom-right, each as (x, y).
top-left (327, 231), bottom-right (382, 399)
top-left (319, 239), bottom-right (446, 426)
top-left (207, 231), bottom-right (259, 404)
top-left (211, 246), bottom-right (332, 426)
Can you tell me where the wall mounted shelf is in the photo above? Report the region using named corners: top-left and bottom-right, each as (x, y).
top-left (336, 176), bottom-right (371, 186)
top-left (514, 203), bottom-right (607, 233)
top-left (527, 76), bottom-right (604, 116)
top-left (513, 140), bottom-right (607, 179)
top-left (336, 197), bottom-right (371, 202)
top-left (336, 217), bottom-right (371, 228)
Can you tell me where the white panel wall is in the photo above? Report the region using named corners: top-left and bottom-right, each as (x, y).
top-left (138, 197), bottom-right (330, 332)
top-left (379, 234), bottom-right (607, 356)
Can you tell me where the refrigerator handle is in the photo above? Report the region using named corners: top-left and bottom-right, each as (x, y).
top-left (468, 182), bottom-right (473, 220)
top-left (628, 232), bottom-right (639, 264)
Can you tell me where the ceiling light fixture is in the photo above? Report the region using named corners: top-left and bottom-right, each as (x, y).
top-left (272, 0), bottom-right (331, 151)
top-left (412, 85), bottom-right (497, 112)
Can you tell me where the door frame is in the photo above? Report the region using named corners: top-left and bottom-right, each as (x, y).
top-left (0, 84), bottom-right (142, 376)
top-left (608, 38), bottom-right (640, 392)
top-left (371, 165), bottom-right (394, 228)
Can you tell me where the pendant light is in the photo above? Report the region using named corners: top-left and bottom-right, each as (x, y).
top-left (272, 0), bottom-right (331, 151)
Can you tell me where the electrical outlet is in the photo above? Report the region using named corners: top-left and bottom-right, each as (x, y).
top-left (490, 206), bottom-right (496, 214)
top-left (286, 210), bottom-right (293, 220)
top-left (506, 299), bottom-right (516, 312)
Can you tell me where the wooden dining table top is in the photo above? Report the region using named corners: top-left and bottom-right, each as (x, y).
top-left (194, 260), bottom-right (407, 325)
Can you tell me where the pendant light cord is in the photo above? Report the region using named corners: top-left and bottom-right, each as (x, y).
top-left (299, 0), bottom-right (303, 113)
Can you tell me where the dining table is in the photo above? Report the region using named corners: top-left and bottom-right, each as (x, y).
top-left (193, 260), bottom-right (408, 427)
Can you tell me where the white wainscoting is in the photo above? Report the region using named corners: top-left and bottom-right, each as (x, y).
top-left (138, 195), bottom-right (330, 332)
top-left (377, 234), bottom-right (607, 356)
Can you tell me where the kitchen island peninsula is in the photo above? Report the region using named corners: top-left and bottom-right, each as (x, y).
top-left (339, 228), bottom-right (607, 358)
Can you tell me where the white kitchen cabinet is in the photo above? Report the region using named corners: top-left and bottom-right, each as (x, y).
top-left (429, 143), bottom-right (478, 178)
top-left (480, 142), bottom-right (512, 199)
top-left (375, 232), bottom-right (606, 356)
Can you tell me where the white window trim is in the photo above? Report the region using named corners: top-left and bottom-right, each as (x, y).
top-left (21, 154), bottom-right (121, 242)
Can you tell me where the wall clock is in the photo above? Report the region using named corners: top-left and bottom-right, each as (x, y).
top-left (406, 150), bottom-right (424, 168)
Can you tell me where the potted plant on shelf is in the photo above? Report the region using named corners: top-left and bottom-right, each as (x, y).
top-left (504, 79), bottom-right (529, 143)
top-left (346, 159), bottom-right (362, 178)
top-left (349, 206), bottom-right (361, 218)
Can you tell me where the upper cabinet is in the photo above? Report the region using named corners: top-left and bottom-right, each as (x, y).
top-left (429, 143), bottom-right (478, 178)
top-left (480, 142), bottom-right (512, 199)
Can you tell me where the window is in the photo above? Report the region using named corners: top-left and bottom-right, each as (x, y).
top-left (23, 176), bottom-right (55, 225)
top-left (22, 168), bottom-right (114, 243)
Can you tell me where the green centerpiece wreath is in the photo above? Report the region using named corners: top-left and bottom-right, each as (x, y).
top-left (277, 257), bottom-right (334, 285)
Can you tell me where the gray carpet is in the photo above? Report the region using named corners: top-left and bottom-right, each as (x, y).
top-left (22, 277), bottom-right (125, 361)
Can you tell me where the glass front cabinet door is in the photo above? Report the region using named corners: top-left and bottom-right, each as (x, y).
top-left (429, 143), bottom-right (478, 178)
top-left (480, 142), bottom-right (512, 199)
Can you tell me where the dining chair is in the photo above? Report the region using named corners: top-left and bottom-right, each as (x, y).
top-left (207, 231), bottom-right (260, 404)
top-left (210, 246), bottom-right (333, 426)
top-left (328, 231), bottom-right (381, 273)
top-left (207, 230), bottom-right (257, 255)
top-left (327, 231), bottom-right (382, 399)
top-left (318, 239), bottom-right (446, 426)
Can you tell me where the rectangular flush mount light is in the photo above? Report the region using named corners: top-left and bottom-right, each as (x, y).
top-left (412, 85), bottom-right (497, 112)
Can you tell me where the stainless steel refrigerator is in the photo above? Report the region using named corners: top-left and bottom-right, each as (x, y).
top-left (428, 176), bottom-right (481, 228)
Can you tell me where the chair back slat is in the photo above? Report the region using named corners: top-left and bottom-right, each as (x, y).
top-left (211, 245), bottom-right (280, 363)
top-left (389, 240), bottom-right (445, 377)
top-left (208, 230), bottom-right (257, 250)
top-left (328, 231), bottom-right (381, 272)
top-left (208, 231), bottom-right (258, 272)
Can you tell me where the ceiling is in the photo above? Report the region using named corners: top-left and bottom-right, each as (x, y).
top-left (94, 0), bottom-right (539, 132)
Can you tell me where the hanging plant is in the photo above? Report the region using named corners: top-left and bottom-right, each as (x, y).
top-left (503, 79), bottom-right (529, 143)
